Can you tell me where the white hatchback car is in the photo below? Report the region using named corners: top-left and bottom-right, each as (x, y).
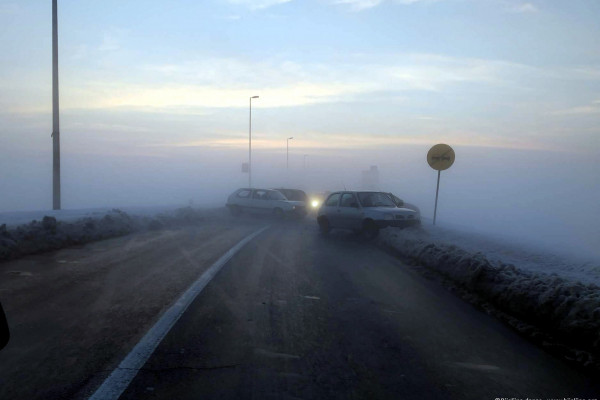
top-left (317, 191), bottom-right (420, 238)
top-left (226, 188), bottom-right (306, 218)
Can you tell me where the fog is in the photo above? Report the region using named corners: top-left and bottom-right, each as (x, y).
top-left (1, 110), bottom-right (598, 259)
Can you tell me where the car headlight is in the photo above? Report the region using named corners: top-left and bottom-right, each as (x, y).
top-left (311, 200), bottom-right (320, 208)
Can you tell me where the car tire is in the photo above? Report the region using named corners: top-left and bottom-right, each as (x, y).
top-left (229, 205), bottom-right (241, 216)
top-left (318, 217), bottom-right (331, 235)
top-left (362, 220), bottom-right (379, 240)
top-left (273, 208), bottom-right (284, 220)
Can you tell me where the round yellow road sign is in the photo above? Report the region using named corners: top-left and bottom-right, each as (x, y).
top-left (427, 144), bottom-right (455, 171)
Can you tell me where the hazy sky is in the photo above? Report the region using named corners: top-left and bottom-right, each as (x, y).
top-left (1, 0), bottom-right (599, 152)
top-left (0, 1), bottom-right (599, 256)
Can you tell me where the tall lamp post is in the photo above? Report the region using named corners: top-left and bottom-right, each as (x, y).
top-left (52, 0), bottom-right (61, 210)
top-left (286, 137), bottom-right (294, 171)
top-left (249, 95), bottom-right (259, 187)
top-left (303, 154), bottom-right (308, 170)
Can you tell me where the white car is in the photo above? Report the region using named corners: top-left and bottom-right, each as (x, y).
top-left (226, 188), bottom-right (306, 218)
top-left (317, 191), bottom-right (420, 239)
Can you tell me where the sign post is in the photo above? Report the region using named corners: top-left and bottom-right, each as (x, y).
top-left (427, 144), bottom-right (455, 225)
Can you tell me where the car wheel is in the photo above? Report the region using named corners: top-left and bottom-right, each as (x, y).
top-left (362, 220), bottom-right (379, 240)
top-left (318, 217), bottom-right (331, 235)
top-left (229, 205), bottom-right (241, 216)
top-left (273, 208), bottom-right (284, 220)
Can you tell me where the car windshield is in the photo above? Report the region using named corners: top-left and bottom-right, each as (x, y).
top-left (357, 192), bottom-right (396, 207)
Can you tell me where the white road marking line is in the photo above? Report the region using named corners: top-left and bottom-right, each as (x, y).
top-left (302, 295), bottom-right (320, 300)
top-left (254, 348), bottom-right (301, 359)
top-left (88, 226), bottom-right (270, 400)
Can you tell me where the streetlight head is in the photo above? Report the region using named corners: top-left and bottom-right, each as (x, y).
top-left (289, 137), bottom-right (294, 140)
top-left (251, 95), bottom-right (259, 99)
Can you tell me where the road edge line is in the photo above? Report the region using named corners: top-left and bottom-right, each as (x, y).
top-left (88, 225), bottom-right (270, 400)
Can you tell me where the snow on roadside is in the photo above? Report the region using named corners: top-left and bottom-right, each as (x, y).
top-left (0, 205), bottom-right (178, 227)
top-left (415, 223), bottom-right (600, 286)
top-left (0, 207), bottom-right (217, 262)
top-left (378, 225), bottom-right (600, 368)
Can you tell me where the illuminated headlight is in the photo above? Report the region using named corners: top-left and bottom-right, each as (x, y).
top-left (384, 214), bottom-right (394, 220)
top-left (311, 200), bottom-right (320, 208)
top-left (292, 206), bottom-right (296, 210)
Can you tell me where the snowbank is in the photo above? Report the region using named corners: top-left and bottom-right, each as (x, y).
top-left (378, 226), bottom-right (600, 369)
top-left (0, 207), bottom-right (216, 262)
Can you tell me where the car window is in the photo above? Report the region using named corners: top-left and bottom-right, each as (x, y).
top-left (325, 193), bottom-right (340, 207)
top-left (388, 193), bottom-right (403, 207)
top-left (253, 190), bottom-right (268, 200)
top-left (276, 189), bottom-right (306, 201)
top-left (236, 190), bottom-right (251, 198)
top-left (267, 191), bottom-right (286, 200)
top-left (358, 192), bottom-right (395, 207)
top-left (287, 190), bottom-right (306, 201)
top-left (340, 193), bottom-right (358, 208)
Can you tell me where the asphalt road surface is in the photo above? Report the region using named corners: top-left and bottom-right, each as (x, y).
top-left (1, 218), bottom-right (599, 399)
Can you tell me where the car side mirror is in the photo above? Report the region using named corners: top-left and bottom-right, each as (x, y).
top-left (0, 301), bottom-right (9, 351)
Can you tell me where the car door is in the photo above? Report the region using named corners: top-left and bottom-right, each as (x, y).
top-left (265, 190), bottom-right (284, 212)
top-left (233, 189), bottom-right (252, 210)
top-left (251, 189), bottom-right (269, 214)
top-left (322, 192), bottom-right (341, 227)
top-left (338, 193), bottom-right (362, 229)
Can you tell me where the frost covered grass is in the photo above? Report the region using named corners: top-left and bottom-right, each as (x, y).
top-left (0, 207), bottom-right (217, 262)
top-left (378, 225), bottom-right (600, 369)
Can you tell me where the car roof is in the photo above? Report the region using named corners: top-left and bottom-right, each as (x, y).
top-left (328, 191), bottom-right (387, 195)
top-left (273, 188), bottom-right (306, 192)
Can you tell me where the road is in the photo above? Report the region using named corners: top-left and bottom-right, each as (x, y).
top-left (1, 217), bottom-right (599, 399)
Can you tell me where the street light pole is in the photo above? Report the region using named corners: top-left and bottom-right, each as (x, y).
top-left (303, 154), bottom-right (308, 170)
top-left (249, 95), bottom-right (259, 187)
top-left (52, 0), bottom-right (61, 210)
top-left (287, 137), bottom-right (294, 171)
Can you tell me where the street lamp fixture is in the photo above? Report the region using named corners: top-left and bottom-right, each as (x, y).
top-left (249, 95), bottom-right (259, 187)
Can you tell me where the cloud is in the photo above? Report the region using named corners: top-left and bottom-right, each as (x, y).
top-left (334, 0), bottom-right (383, 11)
top-left (508, 2), bottom-right (538, 13)
top-left (334, 0), bottom-right (438, 11)
top-left (98, 28), bottom-right (129, 52)
top-left (143, 128), bottom-right (559, 152)
top-left (552, 100), bottom-right (600, 116)
top-left (3, 54), bottom-right (545, 113)
top-left (225, 0), bottom-right (292, 10)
